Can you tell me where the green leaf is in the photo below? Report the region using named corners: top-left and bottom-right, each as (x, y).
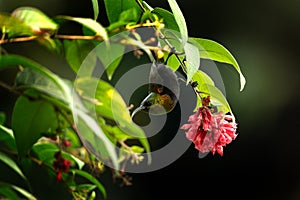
top-left (131, 145), bottom-right (144, 153)
top-left (184, 42), bottom-right (200, 83)
top-left (16, 68), bottom-right (69, 106)
top-left (165, 55), bottom-right (182, 71)
top-left (106, 8), bottom-right (139, 32)
top-left (12, 95), bottom-right (57, 156)
top-left (193, 70), bottom-right (215, 93)
top-left (96, 42), bottom-right (125, 80)
top-left (0, 112), bottom-right (5, 125)
top-left (71, 169), bottom-right (106, 199)
top-left (75, 77), bottom-right (151, 163)
top-left (63, 40), bottom-right (97, 74)
top-left (188, 38), bottom-right (246, 91)
top-left (0, 13), bottom-right (33, 37)
top-left (10, 185), bottom-right (37, 200)
top-left (37, 36), bottom-right (62, 53)
top-left (0, 152), bottom-right (27, 181)
top-left (103, 0), bottom-right (141, 24)
top-left (74, 106), bottom-right (119, 170)
top-left (11, 7), bottom-right (58, 31)
top-left (32, 143), bottom-right (85, 169)
top-left (72, 184), bottom-right (96, 193)
top-left (0, 182), bottom-right (37, 200)
top-left (0, 185), bottom-right (19, 200)
top-left (0, 125), bottom-right (17, 153)
top-left (91, 0), bottom-right (99, 20)
top-left (31, 142), bottom-right (58, 162)
top-left (202, 84), bottom-right (233, 115)
top-left (152, 8), bottom-right (179, 32)
top-left (0, 55), bottom-right (72, 104)
top-left (57, 16), bottom-right (107, 40)
top-left (166, 0), bottom-right (188, 44)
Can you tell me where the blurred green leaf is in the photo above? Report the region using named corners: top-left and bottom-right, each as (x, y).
top-left (0, 13), bottom-right (33, 37)
top-left (71, 168), bottom-right (106, 198)
top-left (0, 152), bottom-right (27, 181)
top-left (0, 182), bottom-right (37, 200)
top-left (0, 125), bottom-right (17, 153)
top-left (184, 42), bottom-right (200, 83)
top-left (63, 40), bottom-right (97, 74)
top-left (0, 185), bottom-right (20, 200)
top-left (189, 38), bottom-right (246, 91)
top-left (0, 112), bottom-right (5, 125)
top-left (106, 8), bottom-right (139, 32)
top-left (131, 145), bottom-right (144, 153)
top-left (12, 95), bottom-right (57, 156)
top-left (75, 77), bottom-right (151, 163)
top-left (11, 7), bottom-right (58, 32)
top-left (0, 54), bottom-right (72, 104)
top-left (10, 184), bottom-right (37, 200)
top-left (16, 68), bottom-right (70, 107)
top-left (57, 16), bottom-right (107, 40)
top-left (37, 36), bottom-right (62, 53)
top-left (31, 142), bottom-right (58, 162)
top-left (91, 0), bottom-right (99, 20)
top-left (166, 0), bottom-right (187, 44)
top-left (32, 142), bottom-right (85, 169)
top-left (104, 0), bottom-right (141, 24)
top-left (95, 41), bottom-right (125, 80)
top-left (102, 124), bottom-right (134, 141)
top-left (74, 106), bottom-right (119, 170)
top-left (152, 8), bottom-right (179, 32)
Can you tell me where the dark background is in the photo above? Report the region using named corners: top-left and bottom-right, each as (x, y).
top-left (1, 0), bottom-right (300, 199)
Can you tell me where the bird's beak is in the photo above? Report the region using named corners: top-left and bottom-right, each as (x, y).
top-left (131, 92), bottom-right (156, 118)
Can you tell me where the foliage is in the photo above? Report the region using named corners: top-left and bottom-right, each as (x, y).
top-left (0, 0), bottom-right (245, 199)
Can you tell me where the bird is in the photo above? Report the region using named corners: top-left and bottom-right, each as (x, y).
top-left (131, 62), bottom-right (180, 118)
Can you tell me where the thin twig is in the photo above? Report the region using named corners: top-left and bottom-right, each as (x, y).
top-left (0, 36), bottom-right (38, 45)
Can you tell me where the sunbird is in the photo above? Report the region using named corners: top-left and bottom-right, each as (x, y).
top-left (131, 62), bottom-right (180, 117)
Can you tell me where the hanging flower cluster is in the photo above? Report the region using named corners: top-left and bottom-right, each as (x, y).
top-left (53, 151), bottom-right (71, 181)
top-left (181, 96), bottom-right (238, 156)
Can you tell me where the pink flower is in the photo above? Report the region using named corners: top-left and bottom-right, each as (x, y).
top-left (181, 96), bottom-right (237, 156)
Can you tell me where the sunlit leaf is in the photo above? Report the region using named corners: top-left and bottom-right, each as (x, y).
top-left (166, 0), bottom-right (188, 44)
top-left (103, 0), bottom-right (141, 24)
top-left (189, 38), bottom-right (246, 91)
top-left (74, 106), bottom-right (119, 170)
top-left (0, 125), bottom-right (17, 154)
top-left (106, 8), bottom-right (139, 32)
top-left (91, 0), bottom-right (99, 20)
top-left (0, 152), bottom-right (27, 181)
top-left (12, 94), bottom-right (57, 156)
top-left (0, 13), bottom-right (33, 37)
top-left (0, 182), bottom-right (37, 200)
top-left (75, 77), bottom-right (151, 162)
top-left (152, 8), bottom-right (179, 32)
top-left (71, 169), bottom-right (106, 199)
top-left (64, 40), bottom-right (97, 74)
top-left (184, 42), bottom-right (200, 83)
top-left (12, 7), bottom-right (58, 32)
top-left (202, 84), bottom-right (233, 115)
top-left (96, 42), bottom-right (125, 80)
top-left (57, 16), bottom-right (107, 40)
top-left (16, 68), bottom-right (69, 106)
top-left (0, 55), bottom-right (72, 104)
